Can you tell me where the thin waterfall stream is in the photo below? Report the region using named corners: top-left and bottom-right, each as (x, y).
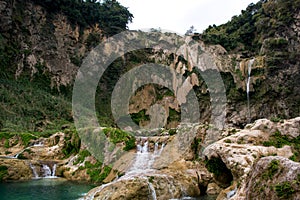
top-left (246, 58), bottom-right (255, 123)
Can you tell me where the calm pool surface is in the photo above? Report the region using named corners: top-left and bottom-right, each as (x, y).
top-left (0, 178), bottom-right (95, 200)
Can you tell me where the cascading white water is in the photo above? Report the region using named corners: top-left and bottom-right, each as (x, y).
top-left (128, 138), bottom-right (165, 174)
top-left (42, 164), bottom-right (57, 178)
top-left (13, 146), bottom-right (30, 158)
top-left (42, 164), bottom-right (52, 177)
top-left (246, 58), bottom-right (255, 123)
top-left (33, 142), bottom-right (44, 147)
top-left (87, 137), bottom-right (166, 199)
top-left (29, 163), bottom-right (39, 179)
top-left (147, 180), bottom-right (157, 200)
top-left (52, 164), bottom-right (57, 177)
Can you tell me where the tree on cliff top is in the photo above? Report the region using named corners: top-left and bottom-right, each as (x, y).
top-left (32, 0), bottom-right (133, 35)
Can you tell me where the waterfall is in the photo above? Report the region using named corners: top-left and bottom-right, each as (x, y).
top-left (13, 147), bottom-right (30, 158)
top-left (246, 58), bottom-right (255, 123)
top-left (147, 180), bottom-right (157, 200)
top-left (129, 138), bottom-right (151, 172)
top-left (86, 137), bottom-right (166, 200)
top-left (128, 138), bottom-right (165, 173)
top-left (29, 163), bottom-right (39, 179)
top-left (33, 141), bottom-right (44, 147)
top-left (52, 164), bottom-right (57, 176)
top-left (42, 164), bottom-right (52, 177)
top-left (42, 164), bottom-right (57, 178)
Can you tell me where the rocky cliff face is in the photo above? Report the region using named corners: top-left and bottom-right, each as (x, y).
top-left (1, 0), bottom-right (299, 130)
top-left (0, 0), bottom-right (103, 89)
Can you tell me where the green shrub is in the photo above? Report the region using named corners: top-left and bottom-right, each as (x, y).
top-left (84, 160), bottom-right (111, 183)
top-left (62, 131), bottom-right (81, 158)
top-left (130, 110), bottom-right (150, 125)
top-left (275, 181), bottom-right (295, 198)
top-left (74, 149), bottom-right (91, 165)
top-left (270, 117), bottom-right (282, 123)
top-left (168, 128), bottom-right (177, 135)
top-left (262, 131), bottom-right (290, 148)
top-left (20, 133), bottom-right (36, 146)
top-left (224, 139), bottom-right (232, 143)
top-left (4, 139), bottom-right (9, 148)
top-left (262, 159), bottom-right (279, 179)
top-left (103, 128), bottom-right (136, 150)
top-left (205, 157), bottom-right (228, 176)
top-left (124, 137), bottom-right (136, 151)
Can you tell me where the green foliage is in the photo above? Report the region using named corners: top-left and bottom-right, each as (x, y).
top-left (4, 139), bottom-right (9, 148)
top-left (168, 128), bottom-right (177, 135)
top-left (275, 181), bottom-right (295, 199)
top-left (262, 159), bottom-right (280, 179)
top-left (0, 165), bottom-right (8, 181)
top-left (191, 137), bottom-right (202, 159)
top-left (156, 87), bottom-right (174, 100)
top-left (103, 127), bottom-right (136, 151)
top-left (86, 32), bottom-right (102, 48)
top-left (130, 110), bottom-right (150, 125)
top-left (62, 130), bottom-right (81, 158)
top-left (205, 157), bottom-right (228, 176)
top-left (201, 0), bottom-right (300, 54)
top-left (19, 133), bottom-right (36, 146)
top-left (261, 131), bottom-right (300, 162)
top-left (74, 149), bottom-right (91, 165)
top-left (124, 137), bottom-right (136, 151)
top-left (167, 108), bottom-right (180, 123)
top-left (83, 161), bottom-right (111, 183)
top-left (270, 116), bottom-right (282, 123)
top-left (262, 131), bottom-right (290, 148)
top-left (0, 79), bottom-right (73, 132)
top-left (0, 131), bottom-right (56, 149)
top-left (224, 139), bottom-right (232, 143)
top-left (148, 176), bottom-right (154, 183)
top-left (32, 0), bottom-right (133, 36)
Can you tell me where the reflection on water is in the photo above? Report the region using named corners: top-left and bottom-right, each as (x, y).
top-left (0, 178), bottom-right (95, 200)
top-left (0, 178), bottom-right (217, 200)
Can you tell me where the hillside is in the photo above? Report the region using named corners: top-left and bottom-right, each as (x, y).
top-left (0, 0), bottom-right (300, 199)
top-left (0, 0), bottom-right (132, 132)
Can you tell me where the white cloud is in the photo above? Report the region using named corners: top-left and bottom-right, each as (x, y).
top-left (118, 0), bottom-right (260, 34)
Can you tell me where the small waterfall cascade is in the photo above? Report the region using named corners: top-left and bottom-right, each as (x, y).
top-left (29, 163), bottom-right (39, 179)
top-left (147, 180), bottom-right (157, 200)
top-left (246, 58), bottom-right (255, 123)
top-left (42, 164), bottom-right (52, 177)
top-left (52, 164), bottom-right (57, 177)
top-left (128, 137), bottom-right (165, 174)
top-left (33, 141), bottom-right (44, 147)
top-left (29, 163), bottom-right (57, 179)
top-left (86, 137), bottom-right (166, 200)
top-left (12, 146), bottom-right (30, 159)
top-left (42, 164), bottom-right (57, 178)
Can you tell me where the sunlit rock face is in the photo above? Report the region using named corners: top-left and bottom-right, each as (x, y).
top-left (202, 117), bottom-right (300, 200)
top-left (234, 156), bottom-right (300, 200)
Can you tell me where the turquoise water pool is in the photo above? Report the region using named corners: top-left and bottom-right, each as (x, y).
top-left (0, 178), bottom-right (95, 200)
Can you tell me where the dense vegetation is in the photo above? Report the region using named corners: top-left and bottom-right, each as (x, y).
top-left (262, 130), bottom-right (300, 162)
top-left (0, 0), bottom-right (133, 132)
top-left (201, 0), bottom-right (300, 55)
top-left (32, 0), bottom-right (133, 36)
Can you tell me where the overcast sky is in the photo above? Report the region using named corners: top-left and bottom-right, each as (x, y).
top-left (118, 0), bottom-right (260, 35)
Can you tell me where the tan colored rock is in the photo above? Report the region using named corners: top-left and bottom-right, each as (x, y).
top-left (233, 156), bottom-right (300, 200)
top-left (87, 172), bottom-right (200, 200)
top-left (0, 158), bottom-right (32, 181)
top-left (207, 182), bottom-right (222, 195)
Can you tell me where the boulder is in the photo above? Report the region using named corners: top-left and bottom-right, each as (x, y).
top-left (233, 156), bottom-right (300, 200)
